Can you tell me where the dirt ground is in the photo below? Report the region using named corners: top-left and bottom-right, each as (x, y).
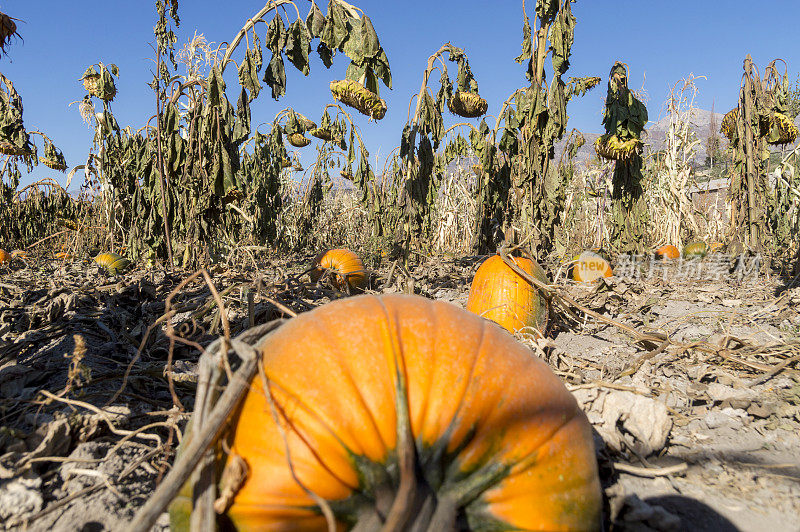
top-left (1, 252), bottom-right (799, 531)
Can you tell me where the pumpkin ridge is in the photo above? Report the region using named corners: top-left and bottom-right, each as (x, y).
top-left (446, 315), bottom-right (487, 440)
top-left (408, 305), bottom-right (488, 493)
top-left (256, 379), bottom-right (362, 493)
top-left (318, 308), bottom-right (393, 455)
top-left (376, 295), bottom-right (411, 426)
top-left (433, 317), bottom-right (488, 458)
top-left (265, 305), bottom-right (394, 462)
top-left (494, 406), bottom-right (583, 480)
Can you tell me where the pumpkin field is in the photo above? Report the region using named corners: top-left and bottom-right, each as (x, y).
top-left (1, 1), bottom-right (800, 531)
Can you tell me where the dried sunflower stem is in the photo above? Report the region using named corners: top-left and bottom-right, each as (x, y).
top-left (220, 0), bottom-right (296, 74)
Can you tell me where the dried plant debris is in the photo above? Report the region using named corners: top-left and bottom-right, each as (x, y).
top-left (0, 253), bottom-right (798, 530)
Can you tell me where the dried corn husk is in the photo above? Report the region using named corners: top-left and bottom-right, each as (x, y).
top-left (287, 133), bottom-right (311, 147)
top-left (340, 170), bottom-right (353, 181)
top-left (594, 134), bottom-right (641, 161)
top-left (447, 91), bottom-right (488, 118)
top-left (330, 79), bottom-right (387, 120)
top-left (471, 164), bottom-right (482, 176)
top-left (281, 158), bottom-right (293, 168)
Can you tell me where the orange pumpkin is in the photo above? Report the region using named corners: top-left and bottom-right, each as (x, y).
top-left (466, 254), bottom-right (549, 337)
top-left (309, 248), bottom-right (366, 291)
top-left (0, 249), bottom-right (10, 265)
top-left (170, 294), bottom-right (601, 531)
top-left (572, 251), bottom-right (613, 283)
top-left (709, 242), bottom-right (724, 253)
top-left (654, 244), bottom-right (680, 260)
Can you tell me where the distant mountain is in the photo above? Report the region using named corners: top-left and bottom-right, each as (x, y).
top-left (644, 107), bottom-right (728, 161)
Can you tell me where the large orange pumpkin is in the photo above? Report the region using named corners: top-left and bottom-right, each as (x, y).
top-left (170, 294), bottom-right (601, 531)
top-left (309, 249), bottom-right (367, 291)
top-left (0, 249), bottom-right (11, 265)
top-left (466, 254), bottom-right (549, 337)
top-left (654, 244), bottom-right (680, 260)
top-left (571, 251), bottom-right (613, 283)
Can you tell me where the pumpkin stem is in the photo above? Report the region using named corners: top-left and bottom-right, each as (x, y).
top-left (423, 494), bottom-right (457, 532)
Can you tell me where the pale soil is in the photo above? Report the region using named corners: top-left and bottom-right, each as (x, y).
top-left (1, 253), bottom-right (798, 531)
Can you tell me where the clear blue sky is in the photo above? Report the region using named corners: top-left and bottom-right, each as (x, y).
top-left (3, 0), bottom-right (798, 190)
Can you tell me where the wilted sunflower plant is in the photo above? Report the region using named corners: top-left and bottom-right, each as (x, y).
top-left (723, 56), bottom-right (799, 255)
top-left (470, 0), bottom-right (600, 255)
top-left (396, 43), bottom-right (488, 259)
top-left (594, 61), bottom-right (648, 254)
top-left (0, 72), bottom-right (74, 248)
top-left (81, 0), bottom-right (391, 268)
top-left (282, 102), bottom-right (383, 251)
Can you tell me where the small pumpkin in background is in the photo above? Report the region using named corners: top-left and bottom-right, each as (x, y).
top-left (709, 242), bottom-right (725, 254)
top-left (169, 294), bottom-right (601, 531)
top-left (654, 244), bottom-right (680, 260)
top-left (572, 250), bottom-right (613, 283)
top-left (727, 240), bottom-right (745, 256)
top-left (94, 252), bottom-right (130, 274)
top-left (683, 241), bottom-right (708, 259)
top-left (0, 248), bottom-right (11, 265)
top-left (55, 251), bottom-right (73, 260)
top-left (310, 248), bottom-right (366, 292)
top-left (466, 254), bottom-right (549, 337)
